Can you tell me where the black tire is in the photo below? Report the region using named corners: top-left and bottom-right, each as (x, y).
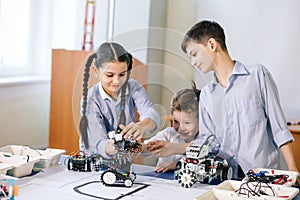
top-left (130, 172), bottom-right (136, 181)
top-left (220, 167), bottom-right (233, 181)
top-left (175, 161), bottom-right (182, 170)
top-left (200, 160), bottom-right (211, 171)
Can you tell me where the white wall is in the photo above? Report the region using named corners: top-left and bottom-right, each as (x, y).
top-left (51, 0), bottom-right (83, 50)
top-left (197, 0), bottom-right (300, 119)
top-left (111, 0), bottom-right (150, 64)
top-left (161, 0), bottom-right (200, 115)
top-left (51, 0), bottom-right (110, 51)
top-left (0, 80), bottom-right (50, 148)
top-left (0, 0), bottom-right (52, 148)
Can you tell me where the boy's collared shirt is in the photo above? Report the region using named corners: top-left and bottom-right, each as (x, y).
top-left (199, 60), bottom-right (294, 176)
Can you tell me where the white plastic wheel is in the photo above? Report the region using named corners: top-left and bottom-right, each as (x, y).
top-left (102, 171), bottom-right (116, 185)
top-left (124, 179), bottom-right (133, 187)
top-left (178, 170), bottom-right (196, 188)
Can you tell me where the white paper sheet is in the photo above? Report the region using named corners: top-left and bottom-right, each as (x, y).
top-left (16, 164), bottom-right (215, 200)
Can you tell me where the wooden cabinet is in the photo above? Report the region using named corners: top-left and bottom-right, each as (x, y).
top-left (49, 49), bottom-right (147, 158)
top-left (288, 125), bottom-right (300, 170)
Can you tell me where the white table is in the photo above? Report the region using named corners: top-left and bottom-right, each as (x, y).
top-left (11, 163), bottom-right (300, 200)
top-left (15, 164), bottom-right (213, 200)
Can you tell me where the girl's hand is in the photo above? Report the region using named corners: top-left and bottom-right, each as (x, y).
top-left (154, 161), bottom-right (177, 173)
top-left (119, 123), bottom-right (145, 141)
top-left (105, 139), bottom-right (117, 156)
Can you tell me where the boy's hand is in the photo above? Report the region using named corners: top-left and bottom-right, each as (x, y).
top-left (147, 140), bottom-right (175, 157)
top-left (154, 161), bottom-right (177, 173)
top-left (147, 140), bottom-right (169, 151)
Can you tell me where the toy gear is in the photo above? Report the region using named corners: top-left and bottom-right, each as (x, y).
top-left (178, 169), bottom-right (196, 188)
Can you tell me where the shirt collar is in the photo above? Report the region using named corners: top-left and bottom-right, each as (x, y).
top-left (98, 81), bottom-right (130, 101)
top-left (209, 60), bottom-right (249, 91)
top-left (231, 60), bottom-right (249, 76)
top-left (98, 82), bottom-right (112, 101)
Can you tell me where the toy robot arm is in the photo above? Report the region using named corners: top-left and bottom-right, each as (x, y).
top-left (108, 131), bottom-right (116, 140)
top-left (115, 134), bottom-right (123, 142)
top-left (108, 130), bottom-right (123, 142)
top-left (198, 145), bottom-right (209, 158)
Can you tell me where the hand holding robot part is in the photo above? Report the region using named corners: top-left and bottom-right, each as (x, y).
top-left (119, 123), bottom-right (145, 141)
top-left (108, 130), bottom-right (123, 141)
top-left (105, 131), bottom-right (118, 156)
top-left (108, 130), bottom-right (124, 152)
top-left (108, 129), bottom-right (143, 153)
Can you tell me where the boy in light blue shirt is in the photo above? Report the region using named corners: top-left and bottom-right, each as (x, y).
top-left (181, 20), bottom-right (299, 184)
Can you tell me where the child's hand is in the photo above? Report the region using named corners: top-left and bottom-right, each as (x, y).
top-left (146, 140), bottom-right (169, 151)
top-left (119, 123), bottom-right (145, 141)
top-left (105, 139), bottom-right (117, 156)
top-left (154, 161), bottom-right (177, 173)
top-left (287, 166), bottom-right (300, 185)
top-left (147, 140), bottom-right (175, 157)
top-left (295, 172), bottom-right (300, 185)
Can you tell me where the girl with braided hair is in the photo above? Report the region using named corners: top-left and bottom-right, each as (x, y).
top-left (79, 42), bottom-right (160, 158)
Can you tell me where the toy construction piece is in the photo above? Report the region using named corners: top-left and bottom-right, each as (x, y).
top-left (177, 169), bottom-right (196, 188)
top-left (100, 168), bottom-right (136, 188)
top-left (174, 144), bottom-right (233, 187)
top-left (99, 130), bottom-right (141, 188)
top-left (220, 166), bottom-right (233, 182)
top-left (101, 170), bottom-right (116, 185)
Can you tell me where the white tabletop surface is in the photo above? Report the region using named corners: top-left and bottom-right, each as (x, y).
top-left (14, 164), bottom-right (214, 200)
top-left (1, 163), bottom-right (297, 200)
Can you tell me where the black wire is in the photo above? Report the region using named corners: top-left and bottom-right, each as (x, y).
top-left (235, 180), bottom-right (276, 198)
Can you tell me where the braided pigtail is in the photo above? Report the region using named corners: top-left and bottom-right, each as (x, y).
top-left (127, 53), bottom-right (133, 73)
top-left (79, 53), bottom-right (97, 149)
top-left (117, 53), bottom-right (133, 131)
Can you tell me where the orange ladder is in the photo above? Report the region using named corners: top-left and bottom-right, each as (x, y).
top-left (82, 0), bottom-right (96, 51)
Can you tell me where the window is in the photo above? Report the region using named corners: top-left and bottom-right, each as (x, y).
top-left (0, 0), bottom-right (110, 79)
top-left (0, 0), bottom-right (32, 77)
